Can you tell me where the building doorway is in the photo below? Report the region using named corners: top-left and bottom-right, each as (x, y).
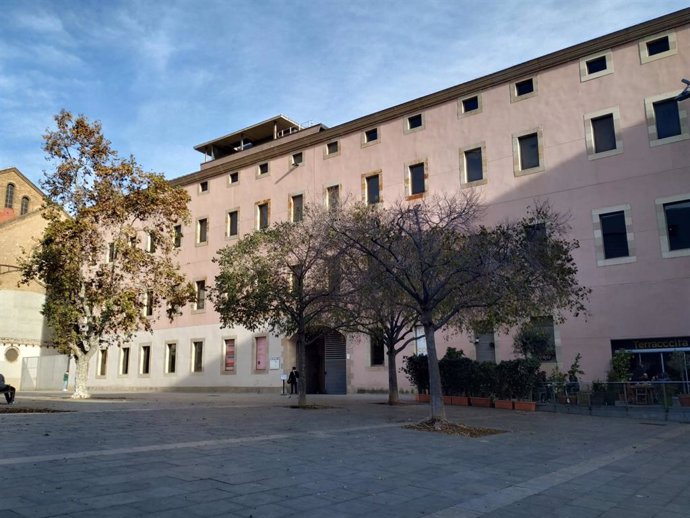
top-left (475, 333), bottom-right (496, 363)
top-left (304, 330), bottom-right (346, 394)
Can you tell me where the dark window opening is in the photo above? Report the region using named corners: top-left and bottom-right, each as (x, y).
top-left (192, 341), bottom-right (203, 372)
top-left (664, 200), bottom-right (690, 251)
top-left (258, 162), bottom-right (269, 175)
top-left (366, 175), bottom-right (380, 204)
top-left (291, 195), bottom-right (303, 222)
top-left (195, 280), bottom-right (206, 310)
top-left (327, 141), bottom-right (339, 155)
top-left (141, 345), bottom-right (151, 374)
top-left (518, 133), bottom-right (540, 170)
top-left (292, 152), bottom-right (303, 166)
top-left (407, 114), bottom-right (423, 129)
top-left (409, 163), bottom-right (425, 195)
top-left (647, 36), bottom-right (670, 56)
top-left (229, 172), bottom-right (239, 184)
top-left (197, 218), bottom-right (208, 243)
top-left (462, 96), bottom-right (479, 112)
top-left (592, 114), bottom-right (616, 153)
top-left (228, 211), bottom-right (238, 237)
top-left (515, 78), bottom-right (534, 96)
top-left (370, 332), bottom-right (385, 366)
top-left (654, 99), bottom-right (681, 139)
top-left (258, 203), bottom-right (269, 229)
top-left (464, 148), bottom-right (483, 182)
top-left (600, 211), bottom-right (629, 259)
top-left (199, 181), bottom-right (208, 192)
top-left (174, 225), bottom-right (182, 248)
top-left (365, 128), bottom-right (378, 143)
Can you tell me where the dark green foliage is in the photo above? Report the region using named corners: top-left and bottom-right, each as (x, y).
top-left (495, 358), bottom-right (541, 399)
top-left (401, 354), bottom-right (429, 394)
top-left (439, 348), bottom-right (475, 396)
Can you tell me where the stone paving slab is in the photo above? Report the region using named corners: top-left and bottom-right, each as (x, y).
top-left (1, 392), bottom-right (689, 517)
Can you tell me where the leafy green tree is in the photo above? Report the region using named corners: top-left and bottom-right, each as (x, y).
top-left (211, 206), bottom-right (348, 407)
top-left (20, 111), bottom-right (195, 398)
top-left (332, 194), bottom-right (588, 423)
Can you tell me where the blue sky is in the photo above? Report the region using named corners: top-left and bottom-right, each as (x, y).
top-left (1, 0), bottom-right (687, 185)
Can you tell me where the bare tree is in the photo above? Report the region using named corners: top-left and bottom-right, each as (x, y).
top-left (332, 193), bottom-right (588, 423)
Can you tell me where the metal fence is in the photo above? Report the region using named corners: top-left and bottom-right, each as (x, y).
top-left (536, 380), bottom-right (690, 409)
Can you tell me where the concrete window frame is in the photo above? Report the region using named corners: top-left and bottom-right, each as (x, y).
top-left (361, 127), bottom-right (380, 148)
top-left (195, 217), bottom-right (209, 247)
top-left (510, 76), bottom-right (538, 103)
top-left (164, 341), bottom-right (177, 375)
top-left (256, 161), bottom-right (270, 178)
top-left (639, 31), bottom-right (677, 64)
top-left (579, 49), bottom-right (614, 82)
top-left (256, 199), bottom-right (271, 230)
top-left (289, 192), bottom-right (304, 223)
top-left (193, 278), bottom-right (207, 313)
top-left (403, 112), bottom-right (425, 135)
top-left (404, 159), bottom-right (428, 200)
top-left (290, 151), bottom-right (304, 167)
top-left (591, 204), bottom-right (636, 267)
top-left (226, 207), bottom-right (240, 240)
top-left (227, 171), bottom-right (240, 187)
top-left (458, 93), bottom-right (482, 118)
top-left (512, 128), bottom-right (545, 177)
top-left (656, 192), bottom-right (690, 259)
top-left (361, 170), bottom-right (383, 205)
top-left (198, 180), bottom-right (209, 194)
top-left (459, 142), bottom-right (488, 187)
top-left (583, 106), bottom-right (623, 160)
top-left (325, 184), bottom-right (341, 210)
top-left (323, 140), bottom-right (340, 159)
top-left (644, 92), bottom-right (689, 147)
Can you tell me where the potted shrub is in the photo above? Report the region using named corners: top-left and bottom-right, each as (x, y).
top-left (470, 361), bottom-right (496, 407)
top-left (401, 354), bottom-right (429, 402)
top-left (439, 348), bottom-right (472, 406)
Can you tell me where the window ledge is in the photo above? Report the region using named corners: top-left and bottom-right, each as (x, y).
top-left (514, 165), bottom-right (545, 177)
top-left (588, 147), bottom-right (623, 160)
top-left (661, 248), bottom-right (690, 259)
top-left (597, 256), bottom-right (636, 267)
top-left (461, 178), bottom-right (488, 188)
top-left (650, 133), bottom-right (690, 148)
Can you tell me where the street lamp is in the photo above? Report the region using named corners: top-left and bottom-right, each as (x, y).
top-left (675, 78), bottom-right (690, 102)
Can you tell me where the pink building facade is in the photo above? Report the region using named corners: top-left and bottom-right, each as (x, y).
top-left (88, 10), bottom-right (690, 393)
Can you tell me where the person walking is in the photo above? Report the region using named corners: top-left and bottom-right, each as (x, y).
top-left (287, 367), bottom-right (299, 397)
top-left (0, 373), bottom-right (16, 404)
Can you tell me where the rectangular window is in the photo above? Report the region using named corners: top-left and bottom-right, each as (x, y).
top-left (120, 347), bottom-right (130, 375)
top-left (255, 336), bottom-right (268, 371)
top-left (291, 194), bottom-right (303, 223)
top-left (199, 181), bottom-right (209, 193)
top-left (258, 162), bottom-right (269, 175)
top-left (173, 225), bottom-right (182, 248)
top-left (291, 152), bottom-right (303, 166)
top-left (145, 290), bottom-right (154, 316)
top-left (664, 200), bottom-right (690, 251)
top-left (408, 163), bottom-right (425, 195)
top-left (326, 141), bottom-right (339, 156)
top-left (370, 332), bottom-right (385, 366)
top-left (591, 114), bottom-right (616, 153)
top-left (653, 99), bottom-right (682, 140)
top-left (462, 95), bottom-right (479, 113)
top-left (529, 317), bottom-right (556, 361)
top-left (147, 233), bottom-right (156, 253)
top-left (197, 218), bottom-right (208, 244)
top-left (365, 175), bottom-right (380, 204)
top-left (515, 78), bottom-right (534, 96)
top-left (257, 202), bottom-right (270, 230)
top-left (600, 211), bottom-right (629, 259)
top-left (140, 345), bottom-right (151, 375)
top-left (224, 338), bottom-right (236, 373)
top-left (586, 55), bottom-right (607, 75)
top-left (227, 210), bottom-right (239, 237)
top-left (464, 148), bottom-right (483, 183)
top-left (364, 128), bottom-right (378, 144)
top-left (518, 133), bottom-right (540, 170)
top-left (107, 242), bottom-right (116, 263)
top-left (195, 280), bottom-right (206, 310)
top-left (229, 171), bottom-right (239, 184)
top-left (98, 349), bottom-right (107, 377)
top-left (647, 36), bottom-right (670, 56)
top-left (327, 185), bottom-right (340, 210)
top-left (166, 342), bottom-right (177, 374)
top-left (414, 326), bottom-right (427, 355)
top-left (406, 113), bottom-right (423, 131)
top-left (192, 341), bottom-right (203, 372)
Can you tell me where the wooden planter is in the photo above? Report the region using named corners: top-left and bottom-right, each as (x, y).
top-left (443, 395), bottom-right (453, 405)
top-left (416, 394), bottom-right (430, 403)
top-left (494, 399), bottom-right (514, 410)
top-left (470, 397), bottom-right (492, 408)
top-left (451, 396), bottom-right (470, 406)
top-left (679, 394), bottom-right (690, 407)
top-left (514, 401), bottom-right (536, 412)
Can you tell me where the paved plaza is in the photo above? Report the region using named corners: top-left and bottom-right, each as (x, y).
top-left (0, 392), bottom-right (688, 517)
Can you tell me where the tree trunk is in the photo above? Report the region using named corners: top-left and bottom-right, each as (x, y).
top-left (297, 332), bottom-right (307, 407)
top-left (71, 349), bottom-right (91, 399)
top-left (387, 347), bottom-right (399, 405)
top-left (424, 322), bottom-right (445, 421)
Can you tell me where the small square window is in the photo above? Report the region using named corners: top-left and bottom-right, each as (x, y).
top-left (639, 32), bottom-right (677, 64)
top-left (229, 172), bottom-right (239, 184)
top-left (462, 96), bottom-right (479, 113)
top-left (365, 174), bottom-right (380, 204)
top-left (464, 148), bottom-right (483, 183)
top-left (291, 152), bottom-right (303, 166)
top-left (199, 181), bottom-right (209, 193)
top-left (408, 163), bottom-right (425, 196)
top-left (257, 201), bottom-right (270, 230)
top-left (197, 218), bottom-right (208, 244)
top-left (174, 225), bottom-right (182, 248)
top-left (326, 185), bottom-right (340, 210)
top-left (364, 128), bottom-right (378, 144)
top-left (518, 133), bottom-right (539, 170)
top-left (586, 56), bottom-right (607, 75)
top-left (291, 194), bottom-right (303, 223)
top-left (258, 162), bottom-right (269, 175)
top-left (195, 280), bottom-right (206, 311)
top-left (515, 78), bottom-right (534, 96)
top-left (227, 210), bottom-right (239, 237)
top-left (326, 141), bottom-right (339, 155)
top-left (647, 36), bottom-right (670, 56)
top-left (406, 114), bottom-right (423, 131)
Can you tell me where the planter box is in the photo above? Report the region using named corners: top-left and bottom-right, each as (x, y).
top-left (416, 394), bottom-right (430, 403)
top-left (494, 399), bottom-right (514, 410)
top-left (443, 395), bottom-right (453, 405)
top-left (470, 397), bottom-right (492, 408)
top-left (514, 401), bottom-right (536, 412)
top-left (451, 396), bottom-right (470, 406)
